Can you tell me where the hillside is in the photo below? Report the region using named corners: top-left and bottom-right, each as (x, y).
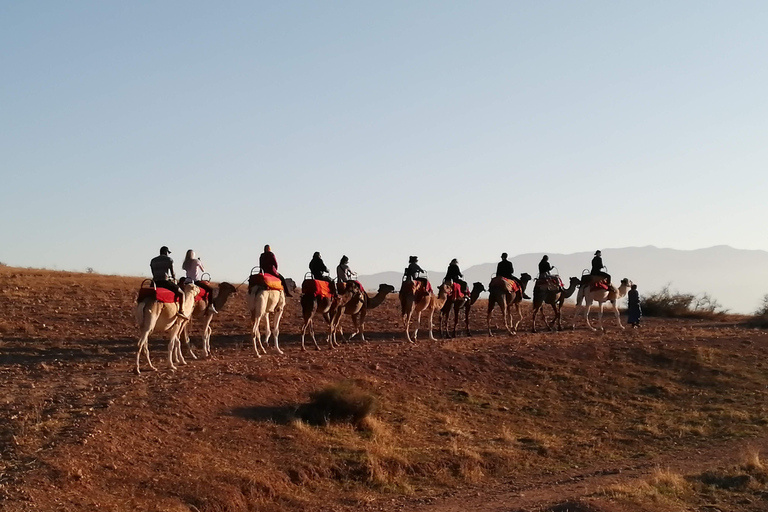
top-left (1, 265), bottom-right (768, 512)
top-left (357, 246), bottom-right (768, 314)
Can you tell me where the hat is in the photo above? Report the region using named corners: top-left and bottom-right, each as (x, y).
top-left (594, 250), bottom-right (601, 255)
top-left (409, 256), bottom-right (418, 263)
top-left (160, 246), bottom-right (171, 255)
top-left (450, 258), bottom-right (458, 265)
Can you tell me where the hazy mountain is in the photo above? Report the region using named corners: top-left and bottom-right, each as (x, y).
top-left (356, 246), bottom-right (768, 314)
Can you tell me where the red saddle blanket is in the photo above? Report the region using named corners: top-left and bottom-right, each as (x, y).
top-left (535, 276), bottom-right (564, 290)
top-left (302, 279), bottom-right (333, 299)
top-left (193, 282), bottom-right (210, 302)
top-left (489, 276), bottom-right (519, 294)
top-left (249, 273), bottom-right (283, 291)
top-left (449, 282), bottom-right (465, 300)
top-left (400, 279), bottom-right (433, 298)
top-left (339, 280), bottom-right (366, 295)
top-left (590, 281), bottom-right (610, 291)
top-left (137, 287), bottom-right (177, 304)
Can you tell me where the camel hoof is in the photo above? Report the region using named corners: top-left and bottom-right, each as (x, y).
top-left (134, 367), bottom-right (141, 375)
top-left (277, 350), bottom-right (284, 355)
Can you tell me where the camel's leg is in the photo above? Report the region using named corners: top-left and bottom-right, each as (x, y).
top-left (612, 300), bottom-right (625, 330)
top-left (487, 300), bottom-right (495, 337)
top-left (585, 301), bottom-right (596, 331)
top-left (463, 303), bottom-right (471, 337)
top-left (349, 314), bottom-right (361, 342)
top-left (551, 303), bottom-right (559, 331)
top-left (257, 313), bottom-right (270, 353)
top-left (272, 308), bottom-right (284, 354)
top-left (501, 298), bottom-right (513, 335)
top-left (428, 308), bottom-right (437, 341)
top-left (453, 304), bottom-right (461, 338)
top-left (167, 332), bottom-right (178, 371)
top-left (511, 302), bottom-right (522, 333)
top-left (172, 324), bottom-right (187, 366)
top-left (136, 330), bottom-right (156, 374)
top-left (531, 304), bottom-right (539, 333)
top-left (414, 310), bottom-right (422, 342)
top-left (359, 310), bottom-right (367, 342)
top-left (263, 312), bottom-right (273, 353)
top-left (181, 324), bottom-right (197, 361)
top-left (597, 302), bottom-right (605, 331)
top-left (251, 314), bottom-right (263, 357)
top-left (200, 314), bottom-right (213, 357)
top-left (404, 310), bottom-right (414, 343)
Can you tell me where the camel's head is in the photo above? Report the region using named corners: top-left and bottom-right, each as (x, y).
top-left (378, 283), bottom-right (396, 294)
top-left (284, 278), bottom-right (298, 294)
top-left (568, 277), bottom-right (581, 287)
top-left (472, 282), bottom-right (486, 293)
top-left (219, 282), bottom-right (237, 294)
top-left (620, 278), bottom-right (632, 287)
top-left (520, 272), bottom-right (532, 283)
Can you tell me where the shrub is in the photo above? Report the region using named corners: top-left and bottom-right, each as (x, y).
top-left (640, 285), bottom-right (727, 319)
top-left (299, 381), bottom-right (377, 426)
top-left (749, 294), bottom-right (768, 327)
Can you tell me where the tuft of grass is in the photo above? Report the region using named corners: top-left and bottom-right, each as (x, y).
top-left (299, 381), bottom-right (377, 426)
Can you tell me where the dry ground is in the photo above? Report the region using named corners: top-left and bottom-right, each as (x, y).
top-left (1, 266), bottom-right (768, 512)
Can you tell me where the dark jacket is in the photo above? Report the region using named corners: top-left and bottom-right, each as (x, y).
top-left (445, 263), bottom-right (463, 282)
top-left (591, 256), bottom-right (604, 274)
top-left (496, 259), bottom-right (514, 279)
top-left (404, 262), bottom-right (425, 280)
top-left (309, 257), bottom-right (329, 279)
top-left (538, 259), bottom-right (553, 276)
top-left (259, 251), bottom-right (279, 276)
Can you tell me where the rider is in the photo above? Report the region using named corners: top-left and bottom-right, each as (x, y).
top-left (590, 250), bottom-right (612, 286)
top-left (444, 258), bottom-right (468, 295)
top-left (336, 255), bottom-right (354, 284)
top-left (309, 252), bottom-right (337, 295)
top-left (181, 250), bottom-right (217, 314)
top-left (538, 255), bottom-right (553, 278)
top-left (496, 253), bottom-right (530, 299)
top-left (259, 244), bottom-right (292, 296)
top-left (150, 246), bottom-right (188, 319)
top-left (404, 255), bottom-right (425, 282)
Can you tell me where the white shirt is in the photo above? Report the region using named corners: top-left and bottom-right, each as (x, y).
top-left (185, 258), bottom-right (205, 282)
top-left (336, 263), bottom-right (353, 283)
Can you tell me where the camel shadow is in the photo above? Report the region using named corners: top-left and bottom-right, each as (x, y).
top-left (230, 404), bottom-right (298, 425)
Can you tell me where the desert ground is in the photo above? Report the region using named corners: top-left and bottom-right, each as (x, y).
top-left (2, 266), bottom-right (768, 512)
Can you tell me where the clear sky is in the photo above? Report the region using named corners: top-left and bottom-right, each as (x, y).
top-left (2, 1), bottom-right (766, 283)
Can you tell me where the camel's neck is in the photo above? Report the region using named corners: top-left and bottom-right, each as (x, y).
top-left (563, 282), bottom-right (579, 299)
top-left (214, 288), bottom-right (234, 308)
top-left (469, 288), bottom-right (483, 306)
top-left (367, 291), bottom-right (389, 310)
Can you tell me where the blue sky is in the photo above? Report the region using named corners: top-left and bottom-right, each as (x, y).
top-left (2, 1), bottom-right (766, 282)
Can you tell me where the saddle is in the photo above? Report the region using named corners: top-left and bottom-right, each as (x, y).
top-left (249, 273), bottom-right (283, 292)
top-left (400, 279), bottom-right (433, 301)
top-left (581, 274), bottom-right (610, 291)
top-left (302, 279), bottom-right (333, 299)
top-left (489, 276), bottom-right (519, 294)
top-left (535, 275), bottom-right (564, 292)
top-left (448, 282), bottom-right (465, 301)
top-left (337, 280), bottom-right (366, 296)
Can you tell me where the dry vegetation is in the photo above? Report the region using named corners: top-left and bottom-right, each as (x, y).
top-left (1, 266), bottom-right (768, 512)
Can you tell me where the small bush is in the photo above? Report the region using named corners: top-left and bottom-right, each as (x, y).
top-left (299, 381), bottom-right (377, 426)
top-left (640, 285), bottom-right (727, 319)
top-left (750, 294), bottom-right (768, 327)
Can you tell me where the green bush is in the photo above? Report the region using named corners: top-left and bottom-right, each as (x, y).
top-left (640, 286), bottom-right (727, 319)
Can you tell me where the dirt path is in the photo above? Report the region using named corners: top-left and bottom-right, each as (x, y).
top-left (386, 435), bottom-right (768, 511)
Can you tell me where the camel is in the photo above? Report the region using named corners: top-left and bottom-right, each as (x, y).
top-left (572, 277), bottom-right (632, 331)
top-left (247, 277), bottom-right (297, 356)
top-left (299, 282), bottom-right (357, 351)
top-left (135, 282), bottom-right (199, 374)
top-left (531, 276), bottom-right (580, 333)
top-left (329, 283), bottom-right (396, 345)
top-left (400, 280), bottom-right (452, 343)
top-left (439, 282), bottom-right (486, 338)
top-left (179, 282), bottom-right (237, 359)
top-left (486, 273), bottom-right (532, 336)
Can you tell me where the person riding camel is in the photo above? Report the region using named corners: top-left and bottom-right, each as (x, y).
top-left (150, 246), bottom-right (188, 319)
top-left (538, 255), bottom-right (553, 278)
top-left (404, 256), bottom-right (425, 282)
top-left (310, 252), bottom-right (337, 295)
top-left (336, 255), bottom-right (354, 284)
top-left (182, 249), bottom-right (217, 314)
top-left (590, 250), bottom-right (612, 286)
top-left (444, 258), bottom-right (469, 295)
top-left (259, 244), bottom-right (292, 296)
top-left (496, 253), bottom-right (530, 299)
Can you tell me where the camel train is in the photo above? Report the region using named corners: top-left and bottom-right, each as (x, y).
top-left (134, 254), bottom-right (632, 372)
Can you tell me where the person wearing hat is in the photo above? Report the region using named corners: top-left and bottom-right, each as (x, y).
top-left (590, 250), bottom-right (611, 285)
top-left (404, 255), bottom-right (425, 282)
top-left (336, 255), bottom-right (354, 284)
top-left (496, 253), bottom-right (530, 299)
top-left (150, 246), bottom-right (188, 319)
top-left (538, 255), bottom-right (553, 278)
top-left (444, 258), bottom-right (468, 295)
top-left (259, 244), bottom-right (292, 296)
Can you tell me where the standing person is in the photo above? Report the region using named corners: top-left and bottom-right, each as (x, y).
top-left (444, 258), bottom-right (468, 295)
top-left (309, 252), bottom-right (336, 294)
top-left (150, 246), bottom-right (188, 319)
top-left (538, 255), bottom-right (553, 278)
top-left (336, 255), bottom-right (354, 284)
top-left (496, 253), bottom-right (530, 299)
top-left (182, 250), bottom-right (217, 314)
top-left (590, 250), bottom-right (611, 285)
top-left (627, 284), bottom-right (642, 328)
top-left (259, 244), bottom-right (292, 296)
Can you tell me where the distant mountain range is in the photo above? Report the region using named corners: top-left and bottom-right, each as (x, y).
top-left (356, 246), bottom-right (768, 314)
